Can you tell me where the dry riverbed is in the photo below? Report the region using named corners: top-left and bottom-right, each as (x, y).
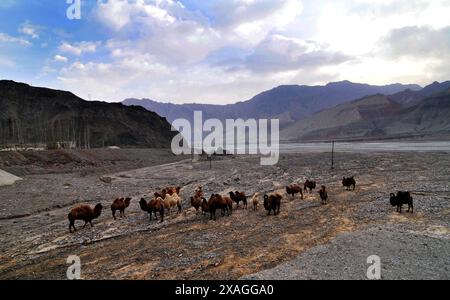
top-left (0, 149), bottom-right (449, 279)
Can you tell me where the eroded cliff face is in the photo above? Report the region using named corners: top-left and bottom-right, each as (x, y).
top-left (0, 80), bottom-right (176, 148)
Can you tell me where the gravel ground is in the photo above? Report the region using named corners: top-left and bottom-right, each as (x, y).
top-left (0, 149), bottom-right (186, 219)
top-left (242, 223), bottom-right (450, 280)
top-left (0, 150), bottom-right (449, 280)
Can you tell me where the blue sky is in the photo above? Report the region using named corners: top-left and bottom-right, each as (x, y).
top-left (1, 0), bottom-right (449, 104)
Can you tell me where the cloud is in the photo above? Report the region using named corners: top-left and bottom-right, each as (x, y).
top-left (96, 0), bottom-right (179, 31)
top-left (96, 0), bottom-right (221, 64)
top-left (228, 34), bottom-right (353, 73)
top-left (210, 0), bottom-right (302, 26)
top-left (379, 25), bottom-right (450, 82)
top-left (382, 26), bottom-right (450, 58)
top-left (206, 0), bottom-right (303, 42)
top-left (314, 0), bottom-right (450, 56)
top-left (349, 0), bottom-right (432, 16)
top-left (55, 0), bottom-right (309, 103)
top-left (51, 0), bottom-right (450, 103)
top-left (37, 65), bottom-right (58, 79)
top-left (95, 0), bottom-right (303, 64)
top-left (58, 41), bottom-right (101, 56)
top-left (56, 53), bottom-right (340, 104)
top-left (0, 56), bottom-right (15, 67)
top-left (0, 32), bottom-right (30, 46)
top-left (54, 55), bottom-right (68, 62)
top-left (19, 21), bottom-right (40, 39)
top-left (0, 0), bottom-right (16, 9)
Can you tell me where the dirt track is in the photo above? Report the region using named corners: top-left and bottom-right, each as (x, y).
top-left (0, 149), bottom-right (449, 279)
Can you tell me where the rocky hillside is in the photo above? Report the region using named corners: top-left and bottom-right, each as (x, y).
top-left (280, 94), bottom-right (404, 140)
top-left (280, 88), bottom-right (450, 141)
top-left (387, 89), bottom-right (450, 135)
top-left (0, 81), bottom-right (176, 148)
top-left (390, 81), bottom-right (450, 107)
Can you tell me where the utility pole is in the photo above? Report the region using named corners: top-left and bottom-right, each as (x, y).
top-left (331, 141), bottom-right (335, 170)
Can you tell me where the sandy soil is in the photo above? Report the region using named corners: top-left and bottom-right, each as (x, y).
top-left (0, 149), bottom-right (449, 279)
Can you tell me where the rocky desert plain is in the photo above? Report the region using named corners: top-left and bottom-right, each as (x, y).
top-left (0, 148), bottom-right (449, 280)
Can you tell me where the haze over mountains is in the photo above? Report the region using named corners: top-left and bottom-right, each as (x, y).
top-left (0, 81), bottom-right (176, 148)
top-left (124, 80), bottom-right (450, 142)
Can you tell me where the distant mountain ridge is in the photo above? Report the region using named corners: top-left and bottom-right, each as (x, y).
top-left (280, 83), bottom-right (450, 141)
top-left (390, 81), bottom-right (450, 107)
top-left (123, 81), bottom-right (422, 129)
top-left (123, 80), bottom-right (450, 142)
top-left (0, 80), bottom-right (176, 148)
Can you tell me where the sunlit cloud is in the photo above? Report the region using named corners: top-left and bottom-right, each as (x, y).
top-left (19, 21), bottom-right (40, 39)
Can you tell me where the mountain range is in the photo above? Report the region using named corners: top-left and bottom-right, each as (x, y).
top-left (123, 80), bottom-right (450, 141)
top-left (280, 86), bottom-right (450, 141)
top-left (124, 80), bottom-right (450, 142)
top-left (123, 81), bottom-right (422, 130)
top-left (1, 79), bottom-right (448, 149)
top-left (0, 80), bottom-right (176, 148)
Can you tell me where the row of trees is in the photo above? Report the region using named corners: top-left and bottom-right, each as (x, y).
top-left (0, 117), bottom-right (93, 150)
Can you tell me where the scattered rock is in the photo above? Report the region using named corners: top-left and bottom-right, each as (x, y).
top-left (99, 176), bottom-right (112, 184)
